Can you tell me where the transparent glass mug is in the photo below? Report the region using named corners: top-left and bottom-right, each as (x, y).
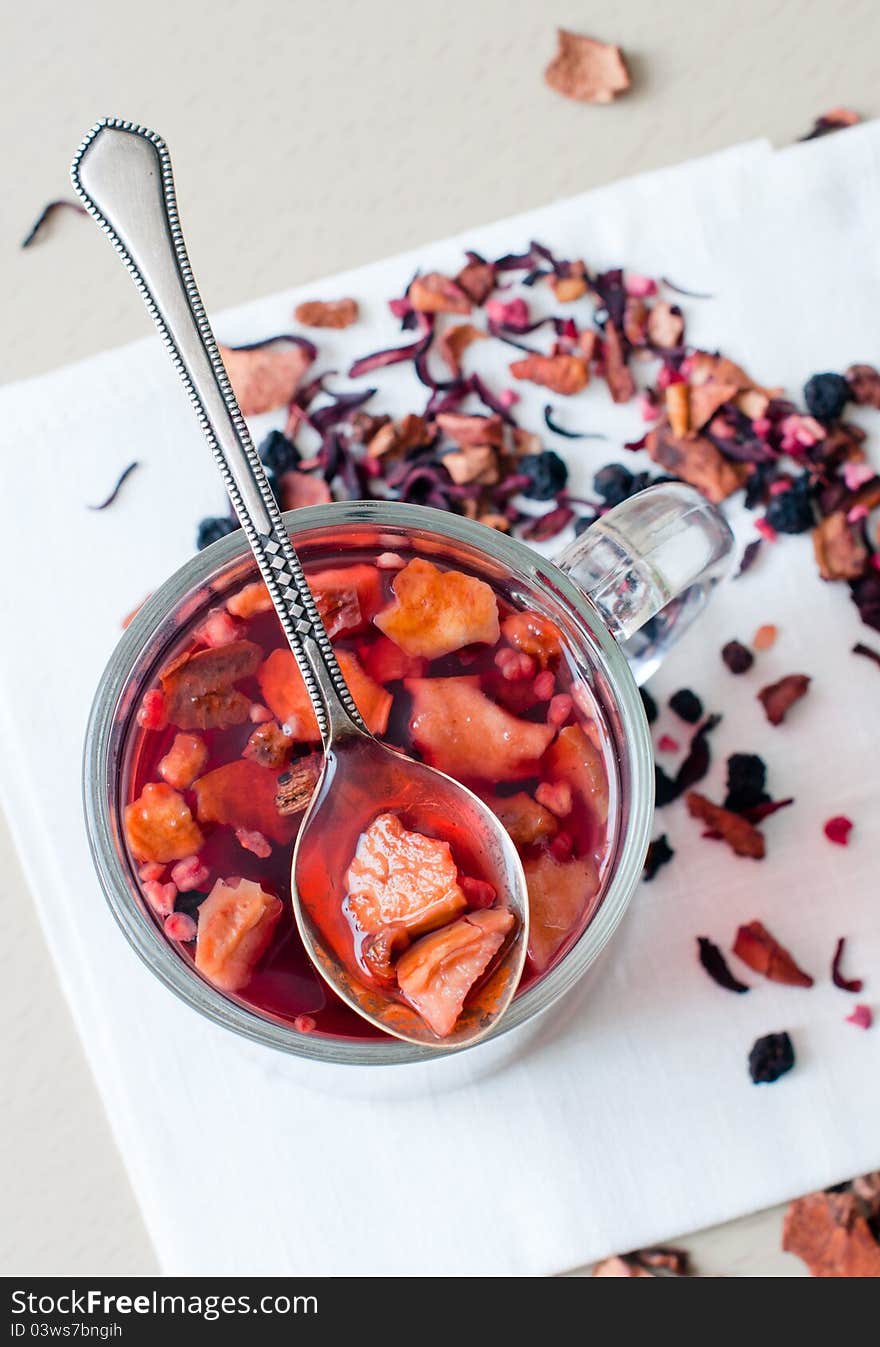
top-left (84, 485), bottom-right (732, 1065)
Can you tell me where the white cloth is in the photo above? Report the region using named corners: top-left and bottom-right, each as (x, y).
top-left (1, 127), bottom-right (878, 1276)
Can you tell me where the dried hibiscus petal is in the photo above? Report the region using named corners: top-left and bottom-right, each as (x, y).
top-left (643, 834), bottom-right (674, 881)
top-left (697, 937), bottom-right (750, 993)
top-left (544, 28), bottom-right (631, 105)
top-left (733, 921), bottom-right (813, 986)
top-left (749, 1032), bottom-right (795, 1084)
top-left (846, 1004), bottom-right (873, 1030)
top-left (831, 937), bottom-right (864, 993)
top-left (813, 511), bottom-right (868, 581)
top-left (686, 793), bottom-right (765, 859)
top-left (758, 673), bottom-right (810, 725)
top-left (852, 641), bottom-right (880, 671)
top-left (219, 339), bottom-right (313, 417)
top-left (655, 714), bottom-right (720, 807)
top-left (438, 323), bottom-right (486, 377)
top-left (824, 815), bottom-right (854, 846)
top-left (783, 1190), bottom-right (880, 1276)
top-left (409, 272), bottom-right (471, 315)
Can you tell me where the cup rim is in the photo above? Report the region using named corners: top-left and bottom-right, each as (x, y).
top-left (83, 500), bottom-right (653, 1066)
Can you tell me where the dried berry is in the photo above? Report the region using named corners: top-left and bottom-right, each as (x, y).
top-left (518, 450), bottom-right (569, 501)
top-left (196, 516), bottom-right (237, 551)
top-left (724, 753), bottom-right (769, 814)
top-left (593, 463), bottom-right (634, 506)
top-left (669, 688), bottom-right (702, 724)
top-left (804, 372), bottom-right (850, 423)
top-left (643, 834), bottom-right (674, 881)
top-left (697, 937), bottom-right (750, 993)
top-left (758, 674), bottom-right (811, 725)
top-left (824, 814), bottom-right (853, 846)
top-left (259, 429), bottom-right (300, 476)
top-left (764, 475), bottom-right (815, 534)
top-left (748, 1032), bottom-right (795, 1084)
top-left (721, 640), bottom-right (754, 674)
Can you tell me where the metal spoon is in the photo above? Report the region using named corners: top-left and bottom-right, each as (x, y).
top-left (71, 119), bottom-right (528, 1049)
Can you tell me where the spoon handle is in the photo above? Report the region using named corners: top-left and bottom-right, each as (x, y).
top-left (71, 118), bottom-right (366, 748)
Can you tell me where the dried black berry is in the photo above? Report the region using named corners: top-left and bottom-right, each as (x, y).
top-left (196, 516), bottom-right (238, 551)
top-left (640, 686), bottom-right (658, 724)
top-left (697, 937), bottom-right (750, 993)
top-left (748, 1031), bottom-right (795, 1084)
top-left (593, 463), bottom-right (633, 507)
top-left (669, 688), bottom-right (703, 723)
top-left (721, 640), bottom-right (754, 674)
top-left (764, 475), bottom-right (815, 535)
top-left (803, 371), bottom-right (849, 423)
top-left (519, 450), bottom-right (568, 501)
top-left (724, 752), bottom-right (769, 813)
top-left (259, 428), bottom-right (300, 475)
top-left (643, 834), bottom-right (674, 881)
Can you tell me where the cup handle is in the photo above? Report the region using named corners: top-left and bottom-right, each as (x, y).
top-left (555, 482), bottom-right (734, 685)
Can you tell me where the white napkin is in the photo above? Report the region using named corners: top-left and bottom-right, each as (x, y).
top-left (2, 129), bottom-right (879, 1277)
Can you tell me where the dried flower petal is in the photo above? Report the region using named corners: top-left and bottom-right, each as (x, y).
top-left (831, 937), bottom-right (864, 993)
top-left (758, 674), bottom-right (810, 725)
top-left (852, 641), bottom-right (880, 671)
top-left (783, 1191), bottom-right (880, 1276)
top-left (846, 1004), bottom-right (873, 1030)
top-left (733, 921), bottom-right (813, 985)
top-left (510, 352), bottom-right (589, 396)
top-left (697, 937), bottom-right (750, 993)
top-left (687, 793), bottom-right (766, 859)
top-left (21, 198), bottom-right (87, 248)
top-left (220, 339), bottom-right (314, 416)
top-left (643, 834), bottom-right (674, 881)
top-left (88, 461), bottom-right (140, 511)
top-left (544, 29), bottom-right (631, 105)
top-left (734, 540), bottom-right (762, 578)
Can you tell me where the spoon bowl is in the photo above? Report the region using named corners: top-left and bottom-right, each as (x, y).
top-left (293, 735), bottom-right (528, 1048)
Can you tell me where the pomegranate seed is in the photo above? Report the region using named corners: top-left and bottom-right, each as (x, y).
top-left (170, 856), bottom-right (210, 892)
top-left (143, 879), bottom-right (177, 916)
top-left (164, 911), bottom-right (197, 943)
top-left (536, 781), bottom-right (573, 818)
top-left (294, 1015), bottom-right (317, 1033)
top-left (235, 828), bottom-right (272, 858)
top-left (136, 688), bottom-right (166, 731)
top-left (548, 693), bottom-right (573, 727)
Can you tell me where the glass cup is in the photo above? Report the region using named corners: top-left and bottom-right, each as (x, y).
top-left (83, 484), bottom-right (732, 1065)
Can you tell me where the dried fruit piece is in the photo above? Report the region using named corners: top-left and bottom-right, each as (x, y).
top-left (846, 363), bottom-right (880, 408)
top-left (665, 382), bottom-right (690, 437)
top-left (544, 28), bottom-right (631, 104)
top-left (435, 412), bottom-right (504, 448)
top-left (357, 634), bottom-right (425, 684)
top-left (406, 677), bottom-right (554, 781)
top-left (686, 792), bottom-right (765, 859)
top-left (193, 759), bottom-right (294, 845)
top-left (592, 1257), bottom-right (654, 1278)
top-left (439, 323), bottom-right (486, 377)
top-left (219, 339), bottom-right (312, 416)
top-left (275, 753), bottom-right (322, 816)
top-left (523, 851), bottom-right (599, 971)
top-left (311, 564), bottom-right (384, 634)
top-left (758, 674), bottom-right (810, 725)
top-left (125, 782), bottom-right (204, 863)
top-left (501, 610), bottom-right (563, 666)
top-left (783, 1191), bottom-right (880, 1276)
top-left (375, 558), bottom-right (500, 659)
top-left (733, 921), bottom-right (813, 986)
top-left (396, 908), bottom-right (514, 1037)
top-left (160, 640), bottom-right (261, 732)
top-left (409, 272), bottom-right (471, 315)
top-left (294, 298), bottom-right (359, 329)
top-left (645, 424), bottom-right (747, 503)
top-left (846, 1004), bottom-right (873, 1030)
top-left (697, 937), bottom-right (750, 993)
top-left (831, 937), bottom-right (863, 993)
top-left (509, 352), bottom-right (589, 396)
top-left (258, 648), bottom-right (391, 740)
top-left (345, 813), bottom-right (467, 938)
top-left (157, 733), bottom-right (208, 790)
top-left (749, 1032), bottom-right (795, 1084)
top-left (813, 511), bottom-right (868, 581)
top-left (752, 624), bottom-right (778, 651)
top-left (602, 323), bottom-right (635, 403)
top-left (544, 723), bottom-right (610, 826)
top-left (195, 877), bottom-right (283, 992)
top-left (824, 815), bottom-right (853, 846)
top-left (722, 640), bottom-right (754, 674)
top-left (487, 791), bottom-right (558, 846)
top-left (243, 720), bottom-right (295, 769)
top-left (226, 581), bottom-right (273, 619)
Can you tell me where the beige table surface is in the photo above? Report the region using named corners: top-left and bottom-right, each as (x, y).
top-left (2, 0), bottom-right (874, 1277)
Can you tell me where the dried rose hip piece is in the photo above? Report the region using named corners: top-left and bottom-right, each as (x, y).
top-left (523, 851), bottom-right (599, 972)
top-left (157, 732), bottom-right (208, 790)
top-left (406, 677), bottom-right (554, 781)
top-left (396, 908), bottom-right (514, 1038)
top-left (375, 558), bottom-right (500, 659)
top-left (258, 647), bottom-right (391, 741)
top-left (544, 27), bottom-right (631, 104)
top-left (345, 813), bottom-right (467, 938)
top-left (749, 1031), bottom-right (795, 1084)
top-left (758, 674), bottom-right (811, 725)
top-left (294, 298), bottom-right (359, 329)
top-left (193, 760), bottom-right (295, 845)
top-left (124, 782), bottom-right (204, 863)
top-left (195, 877), bottom-right (283, 992)
top-left (733, 921), bottom-right (813, 986)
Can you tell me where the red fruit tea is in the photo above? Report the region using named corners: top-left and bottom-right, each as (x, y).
top-left (122, 544), bottom-right (615, 1041)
